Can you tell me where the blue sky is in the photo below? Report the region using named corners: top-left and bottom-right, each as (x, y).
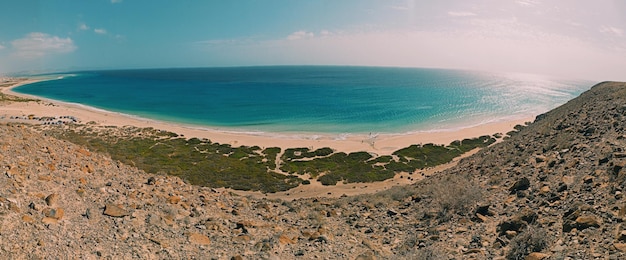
top-left (1, 0), bottom-right (625, 80)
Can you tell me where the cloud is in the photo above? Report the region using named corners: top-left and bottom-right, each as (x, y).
top-left (94, 28), bottom-right (108, 35)
top-left (79, 23), bottom-right (89, 31)
top-left (515, 0), bottom-right (540, 7)
top-left (391, 5), bottom-right (409, 11)
top-left (287, 30), bottom-right (315, 41)
top-left (600, 26), bottom-right (624, 37)
top-left (0, 44), bottom-right (5, 50)
top-left (447, 11), bottom-right (477, 17)
top-left (11, 32), bottom-right (76, 59)
top-left (111, 0), bottom-right (122, 3)
top-left (197, 23), bottom-right (626, 81)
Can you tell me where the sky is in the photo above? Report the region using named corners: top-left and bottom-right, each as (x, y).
top-left (0, 0), bottom-right (625, 80)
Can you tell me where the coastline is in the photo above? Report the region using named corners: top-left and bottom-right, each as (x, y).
top-left (1, 77), bottom-right (533, 156)
top-left (1, 77), bottom-right (535, 199)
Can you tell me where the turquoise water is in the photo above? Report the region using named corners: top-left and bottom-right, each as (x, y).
top-left (15, 66), bottom-right (594, 134)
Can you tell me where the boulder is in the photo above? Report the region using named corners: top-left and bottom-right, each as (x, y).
top-left (103, 204), bottom-right (130, 218)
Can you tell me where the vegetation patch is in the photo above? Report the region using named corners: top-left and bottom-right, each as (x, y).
top-left (0, 92), bottom-right (39, 103)
top-left (39, 125), bottom-right (497, 192)
top-left (42, 126), bottom-right (300, 193)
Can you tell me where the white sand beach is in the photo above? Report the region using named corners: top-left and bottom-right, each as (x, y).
top-left (1, 78), bottom-right (532, 156)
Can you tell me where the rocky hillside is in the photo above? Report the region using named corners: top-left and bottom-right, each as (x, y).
top-left (1, 81), bottom-right (625, 259)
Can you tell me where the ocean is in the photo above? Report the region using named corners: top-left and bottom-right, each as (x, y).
top-left (15, 66), bottom-right (594, 134)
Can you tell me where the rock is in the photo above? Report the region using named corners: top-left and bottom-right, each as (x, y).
top-left (510, 177), bottom-right (530, 193)
top-left (45, 193), bottom-right (59, 207)
top-left (497, 209), bottom-right (537, 235)
top-left (475, 213), bottom-right (489, 222)
top-left (8, 200), bottom-right (20, 212)
top-left (505, 230), bottom-right (517, 239)
top-left (103, 204), bottom-right (130, 218)
top-left (188, 233), bottom-right (211, 246)
top-left (146, 177), bottom-right (156, 185)
top-left (534, 156), bottom-right (547, 163)
top-left (42, 217), bottom-right (58, 225)
top-left (617, 230), bottom-right (626, 242)
top-left (22, 215), bottom-right (34, 223)
top-left (355, 251), bottom-right (377, 260)
top-left (167, 195), bottom-right (181, 204)
top-left (232, 235), bottom-right (251, 243)
top-left (77, 148), bottom-right (91, 156)
top-left (525, 252), bottom-right (549, 260)
top-left (82, 164), bottom-right (94, 173)
top-left (562, 176), bottom-right (574, 186)
top-left (614, 243), bottom-right (626, 252)
top-left (43, 207), bottom-right (64, 220)
top-left (278, 234), bottom-right (296, 245)
top-left (575, 215), bottom-right (601, 230)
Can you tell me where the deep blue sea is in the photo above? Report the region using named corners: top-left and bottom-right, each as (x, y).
top-left (15, 66), bottom-right (594, 134)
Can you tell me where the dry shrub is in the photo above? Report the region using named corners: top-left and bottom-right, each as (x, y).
top-left (506, 226), bottom-right (548, 260)
top-left (425, 173), bottom-right (482, 221)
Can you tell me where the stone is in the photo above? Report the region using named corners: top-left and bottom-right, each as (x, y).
top-left (525, 252), bottom-right (549, 260)
top-left (38, 175), bottom-right (52, 181)
top-left (617, 230), bottom-right (626, 242)
top-left (562, 176), bottom-right (574, 186)
top-left (614, 243), bottom-right (626, 252)
top-left (22, 215), bottom-right (34, 223)
top-left (45, 193), bottom-right (59, 207)
top-left (42, 217), bottom-right (58, 225)
top-left (476, 213), bottom-right (489, 222)
top-left (43, 207), bottom-right (64, 220)
top-left (575, 215), bottom-right (601, 230)
top-left (278, 234), bottom-right (296, 245)
top-left (188, 232), bottom-right (211, 246)
top-left (103, 204), bottom-right (130, 218)
top-left (510, 177), bottom-right (530, 193)
top-left (77, 148), bottom-right (91, 156)
top-left (505, 230), bottom-right (518, 239)
top-left (82, 164), bottom-right (94, 173)
top-left (8, 201), bottom-right (20, 212)
top-left (355, 251), bottom-right (377, 260)
top-left (167, 195), bottom-right (181, 204)
top-left (232, 235), bottom-right (251, 243)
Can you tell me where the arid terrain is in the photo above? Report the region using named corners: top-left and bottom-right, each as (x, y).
top-left (2, 81), bottom-right (626, 259)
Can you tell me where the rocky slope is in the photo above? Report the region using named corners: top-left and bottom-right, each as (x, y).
top-left (1, 81), bottom-right (625, 259)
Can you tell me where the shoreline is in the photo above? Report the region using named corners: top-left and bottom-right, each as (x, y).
top-left (1, 77), bottom-right (534, 200)
top-left (1, 77), bottom-right (533, 156)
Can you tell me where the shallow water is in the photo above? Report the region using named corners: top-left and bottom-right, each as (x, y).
top-left (15, 66), bottom-right (594, 134)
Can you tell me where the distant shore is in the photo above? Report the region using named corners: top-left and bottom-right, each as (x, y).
top-left (1, 77), bottom-right (532, 156)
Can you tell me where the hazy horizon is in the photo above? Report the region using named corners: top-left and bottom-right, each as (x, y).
top-left (1, 0), bottom-right (625, 81)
